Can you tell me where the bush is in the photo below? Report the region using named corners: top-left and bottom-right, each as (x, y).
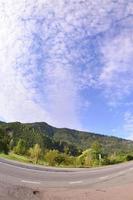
top-left (45, 150), bottom-right (75, 166)
top-left (45, 150), bottom-right (61, 166)
top-left (125, 154), bottom-right (133, 161)
top-left (76, 148), bottom-right (103, 167)
top-left (28, 144), bottom-right (42, 164)
top-left (13, 139), bottom-right (26, 155)
top-left (108, 153), bottom-right (127, 164)
top-left (0, 128), bottom-right (11, 154)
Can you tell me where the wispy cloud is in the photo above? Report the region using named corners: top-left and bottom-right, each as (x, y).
top-left (99, 29), bottom-right (133, 105)
top-left (0, 0), bottom-right (132, 131)
top-left (0, 0), bottom-right (51, 123)
top-left (0, 0), bottom-right (83, 127)
top-left (123, 112), bottom-right (133, 140)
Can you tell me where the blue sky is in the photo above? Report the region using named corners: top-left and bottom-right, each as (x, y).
top-left (0, 0), bottom-right (133, 139)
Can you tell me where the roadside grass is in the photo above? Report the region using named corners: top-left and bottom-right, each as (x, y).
top-left (0, 152), bottom-right (131, 168)
top-left (0, 152), bottom-right (75, 168)
top-left (0, 152), bottom-right (31, 163)
top-left (0, 152), bottom-right (46, 165)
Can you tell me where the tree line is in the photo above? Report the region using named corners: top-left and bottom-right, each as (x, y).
top-left (0, 127), bottom-right (133, 167)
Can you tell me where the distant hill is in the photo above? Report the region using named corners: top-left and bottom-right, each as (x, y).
top-left (0, 121), bottom-right (133, 155)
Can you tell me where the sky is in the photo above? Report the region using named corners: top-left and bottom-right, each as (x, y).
top-left (0, 0), bottom-right (133, 139)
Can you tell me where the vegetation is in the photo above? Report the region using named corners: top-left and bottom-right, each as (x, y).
top-left (13, 139), bottom-right (26, 155)
top-left (0, 128), bottom-right (11, 154)
top-left (28, 144), bottom-right (42, 164)
top-left (0, 121), bottom-right (133, 167)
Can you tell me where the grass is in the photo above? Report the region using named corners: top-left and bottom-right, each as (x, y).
top-left (0, 152), bottom-right (32, 163)
top-left (0, 152), bottom-right (48, 166)
top-left (0, 152), bottom-right (74, 168)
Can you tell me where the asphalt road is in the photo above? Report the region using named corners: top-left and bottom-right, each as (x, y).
top-left (0, 158), bottom-right (133, 189)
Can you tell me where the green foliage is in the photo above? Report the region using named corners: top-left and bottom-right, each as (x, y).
top-left (0, 128), bottom-right (11, 154)
top-left (45, 149), bottom-right (76, 166)
top-left (76, 149), bottom-right (91, 167)
top-left (45, 150), bottom-right (61, 166)
top-left (13, 139), bottom-right (26, 155)
top-left (125, 154), bottom-right (133, 161)
top-left (108, 152), bottom-right (130, 164)
top-left (28, 144), bottom-right (42, 164)
top-left (0, 122), bottom-right (133, 167)
top-left (76, 142), bottom-right (108, 167)
top-left (9, 139), bottom-right (14, 150)
top-left (62, 154), bottom-right (76, 166)
top-left (0, 121), bottom-right (133, 156)
top-left (0, 153), bottom-right (31, 163)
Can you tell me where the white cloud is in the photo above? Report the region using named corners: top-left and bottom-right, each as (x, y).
top-left (123, 112), bottom-right (133, 140)
top-left (0, 0), bottom-right (83, 128)
top-left (99, 29), bottom-right (133, 105)
top-left (0, 0), bottom-right (132, 130)
top-left (0, 0), bottom-right (51, 123)
top-left (43, 64), bottom-right (81, 128)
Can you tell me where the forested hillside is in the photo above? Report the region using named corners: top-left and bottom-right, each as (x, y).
top-left (0, 121), bottom-right (133, 154)
top-left (0, 121), bottom-right (133, 167)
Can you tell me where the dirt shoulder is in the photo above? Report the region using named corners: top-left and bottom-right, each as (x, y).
top-left (1, 183), bottom-right (133, 200)
top-left (40, 185), bottom-right (133, 200)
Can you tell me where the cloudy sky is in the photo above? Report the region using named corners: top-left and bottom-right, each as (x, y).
top-left (0, 0), bottom-right (133, 139)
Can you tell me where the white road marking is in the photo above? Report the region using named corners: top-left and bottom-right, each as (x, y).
top-left (116, 171), bottom-right (126, 176)
top-left (99, 176), bottom-right (109, 180)
top-left (21, 180), bottom-right (41, 184)
top-left (69, 180), bottom-right (83, 184)
top-left (0, 161), bottom-right (79, 173)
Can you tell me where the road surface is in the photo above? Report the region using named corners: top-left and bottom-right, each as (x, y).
top-left (1, 158), bottom-right (133, 199)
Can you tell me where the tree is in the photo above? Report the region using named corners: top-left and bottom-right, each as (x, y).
top-left (91, 141), bottom-right (103, 160)
top-left (0, 128), bottom-right (11, 154)
top-left (28, 144), bottom-right (42, 164)
top-left (9, 139), bottom-right (14, 150)
top-left (45, 150), bottom-right (62, 166)
top-left (13, 139), bottom-right (26, 155)
top-left (76, 149), bottom-right (94, 167)
top-left (77, 142), bottom-right (104, 167)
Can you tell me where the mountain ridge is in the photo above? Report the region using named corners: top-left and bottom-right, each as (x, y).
top-left (0, 121), bottom-right (133, 155)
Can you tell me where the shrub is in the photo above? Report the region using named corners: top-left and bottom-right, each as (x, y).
top-left (28, 144), bottom-right (42, 164)
top-left (0, 128), bottom-right (11, 154)
top-left (45, 150), bottom-right (60, 166)
top-left (45, 150), bottom-right (75, 166)
top-left (13, 139), bottom-right (26, 155)
top-left (125, 154), bottom-right (133, 161)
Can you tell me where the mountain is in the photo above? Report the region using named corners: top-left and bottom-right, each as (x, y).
top-left (0, 121), bottom-right (133, 155)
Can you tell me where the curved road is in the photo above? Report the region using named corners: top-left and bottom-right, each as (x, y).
top-left (0, 158), bottom-right (133, 188)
